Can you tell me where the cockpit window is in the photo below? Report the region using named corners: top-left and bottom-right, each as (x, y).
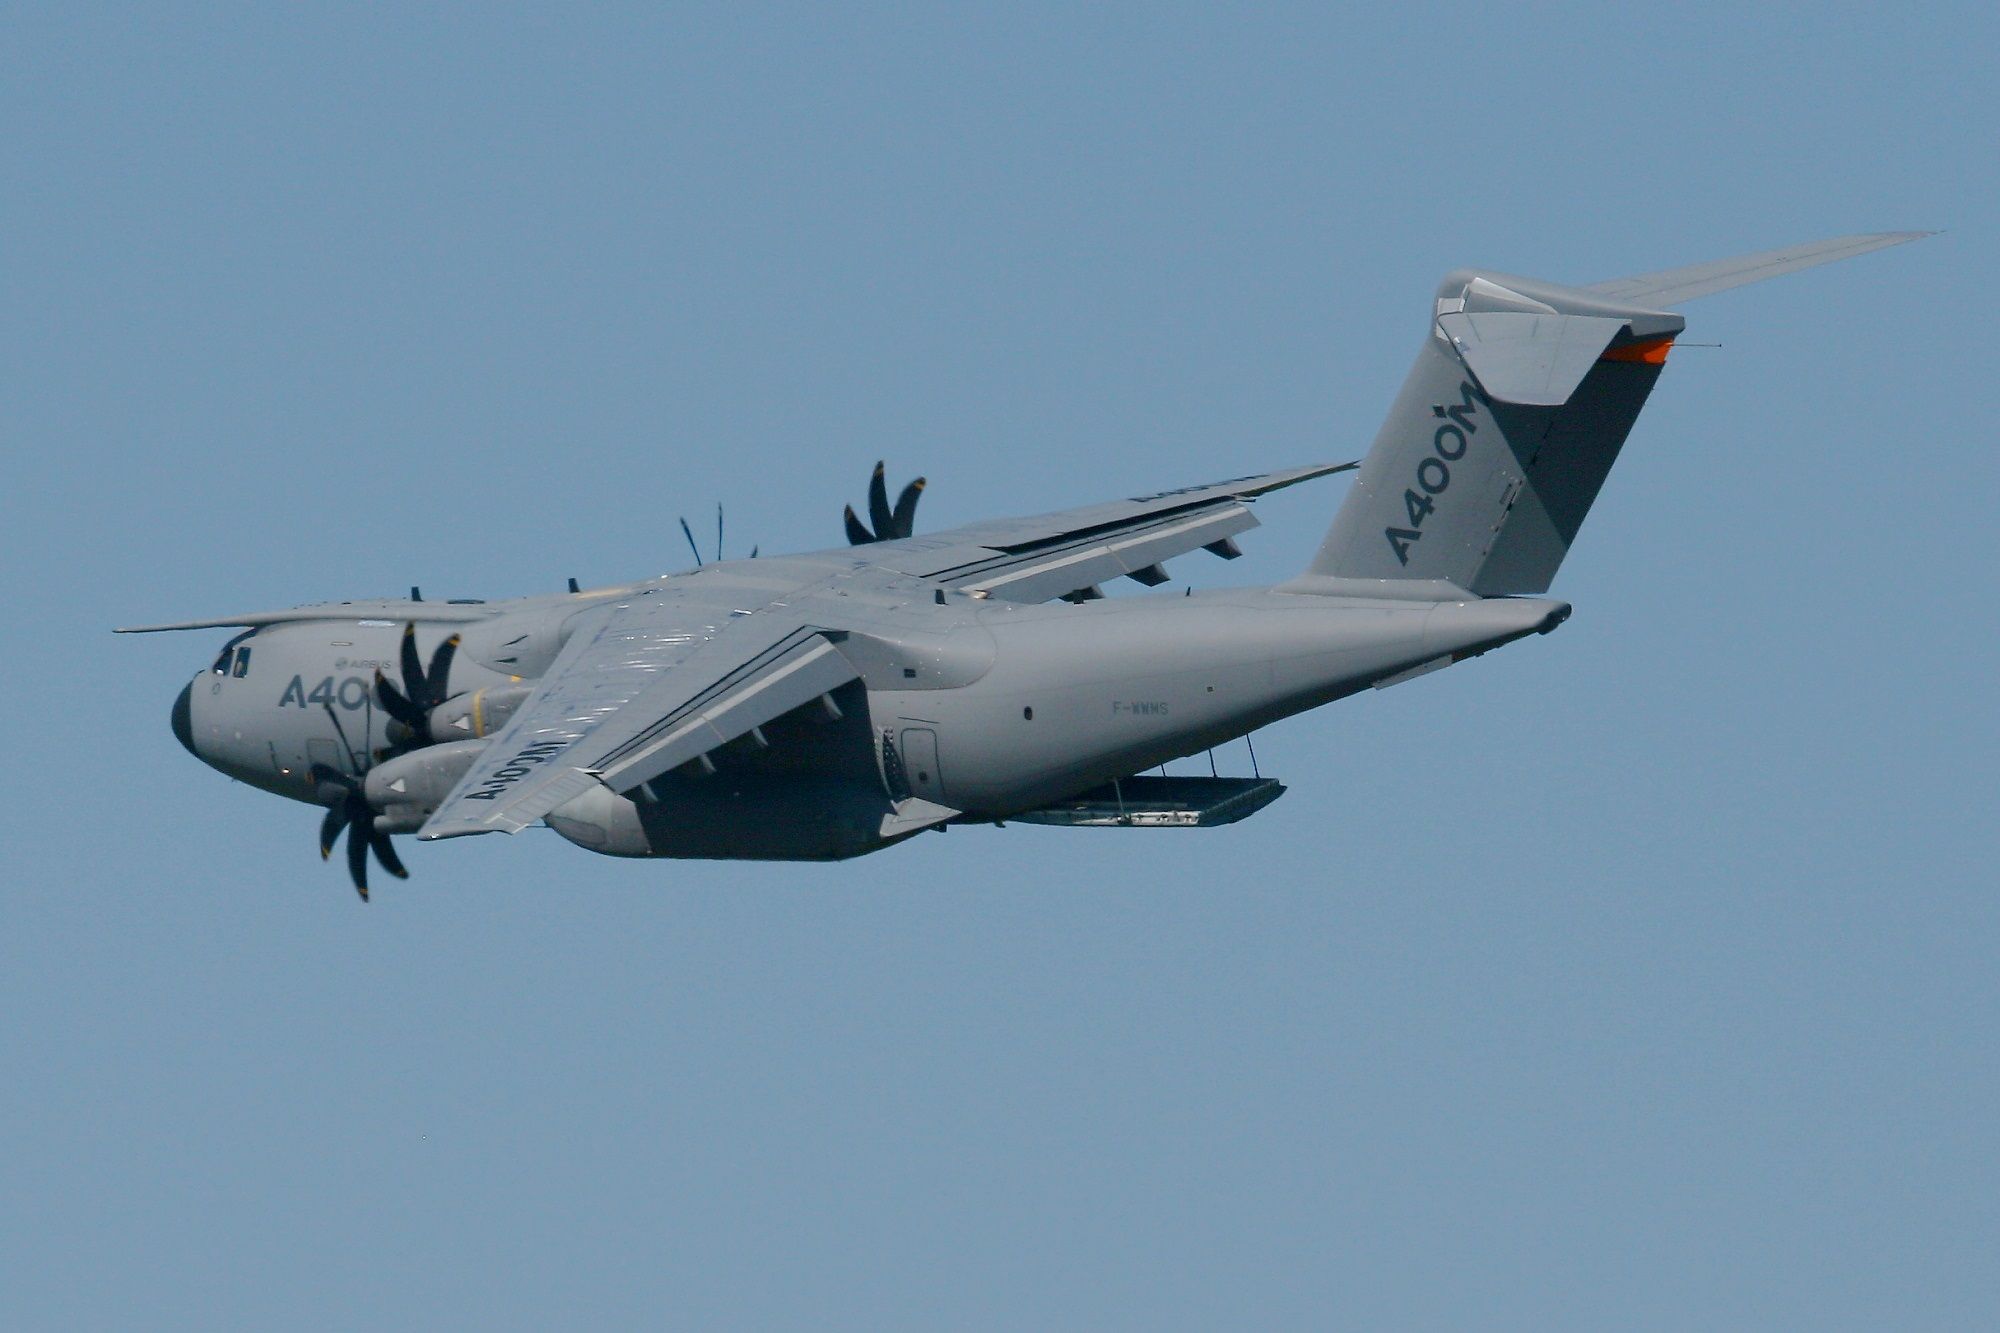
top-left (212, 630), bottom-right (255, 676)
top-left (232, 646), bottom-right (252, 678)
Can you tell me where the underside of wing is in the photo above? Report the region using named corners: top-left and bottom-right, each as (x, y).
top-left (927, 503), bottom-right (1263, 602)
top-left (418, 594), bottom-right (859, 840)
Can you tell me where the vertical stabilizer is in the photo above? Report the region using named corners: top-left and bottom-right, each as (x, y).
top-left (1309, 270), bottom-right (1682, 596)
top-left (1307, 234), bottom-right (1928, 596)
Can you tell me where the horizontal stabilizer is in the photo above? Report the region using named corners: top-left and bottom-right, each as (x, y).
top-left (1309, 231), bottom-right (1928, 595)
top-left (1587, 231), bottom-right (1932, 308)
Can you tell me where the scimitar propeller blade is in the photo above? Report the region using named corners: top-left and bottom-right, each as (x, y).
top-left (844, 460), bottom-right (926, 543)
top-left (309, 763), bottom-right (409, 902)
top-left (373, 623), bottom-right (459, 756)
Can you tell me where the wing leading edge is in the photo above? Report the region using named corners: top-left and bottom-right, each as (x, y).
top-left (116, 599), bottom-right (498, 634)
top-left (856, 461), bottom-right (1354, 600)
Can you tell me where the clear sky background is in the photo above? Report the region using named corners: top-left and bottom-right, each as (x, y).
top-left (4, 4), bottom-right (1996, 1328)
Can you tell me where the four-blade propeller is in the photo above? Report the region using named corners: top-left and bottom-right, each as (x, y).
top-left (844, 461), bottom-right (925, 544)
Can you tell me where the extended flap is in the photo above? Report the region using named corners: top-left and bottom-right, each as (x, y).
top-left (590, 632), bottom-right (859, 793)
top-left (418, 595), bottom-right (859, 840)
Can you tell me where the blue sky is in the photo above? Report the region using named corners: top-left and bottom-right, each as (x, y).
top-left (4, 4), bottom-right (1995, 1327)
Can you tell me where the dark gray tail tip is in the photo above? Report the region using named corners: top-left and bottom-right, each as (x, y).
top-left (1537, 603), bottom-right (1573, 635)
top-left (171, 681), bottom-right (196, 756)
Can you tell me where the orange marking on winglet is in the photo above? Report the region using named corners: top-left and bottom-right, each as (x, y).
top-left (1600, 337), bottom-right (1675, 365)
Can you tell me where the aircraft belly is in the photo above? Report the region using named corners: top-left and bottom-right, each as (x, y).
top-left (931, 593), bottom-right (1546, 816)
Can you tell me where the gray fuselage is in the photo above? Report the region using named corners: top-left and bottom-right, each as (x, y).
top-left (150, 233), bottom-right (1927, 879)
top-left (173, 556), bottom-right (1565, 861)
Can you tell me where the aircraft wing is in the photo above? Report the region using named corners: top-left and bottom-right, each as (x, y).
top-left (115, 598), bottom-right (498, 634)
top-left (418, 588), bottom-right (858, 840)
top-left (861, 461), bottom-right (1353, 601)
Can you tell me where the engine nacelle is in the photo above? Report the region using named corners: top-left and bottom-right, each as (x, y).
top-left (542, 785), bottom-right (655, 856)
top-left (363, 739), bottom-right (488, 832)
top-left (544, 775), bottom-right (898, 861)
top-left (426, 684), bottom-right (533, 742)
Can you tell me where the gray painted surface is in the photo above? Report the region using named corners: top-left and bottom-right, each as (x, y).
top-left (1309, 269), bottom-right (1687, 595)
top-left (1586, 230), bottom-right (1932, 306)
top-left (125, 234), bottom-right (1925, 886)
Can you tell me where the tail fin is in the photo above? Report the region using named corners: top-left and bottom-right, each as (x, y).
top-left (1307, 233), bottom-right (1929, 596)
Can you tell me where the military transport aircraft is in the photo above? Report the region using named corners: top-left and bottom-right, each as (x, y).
top-left (125, 233), bottom-right (1926, 899)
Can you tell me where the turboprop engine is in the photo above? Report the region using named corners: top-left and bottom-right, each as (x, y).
top-left (542, 774), bottom-right (903, 862)
top-left (421, 683), bottom-right (534, 746)
top-left (363, 739), bottom-right (490, 833)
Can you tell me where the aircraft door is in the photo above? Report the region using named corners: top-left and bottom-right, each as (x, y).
top-left (898, 727), bottom-right (945, 803)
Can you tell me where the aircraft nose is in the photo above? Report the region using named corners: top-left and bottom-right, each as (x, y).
top-left (171, 681), bottom-right (198, 758)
